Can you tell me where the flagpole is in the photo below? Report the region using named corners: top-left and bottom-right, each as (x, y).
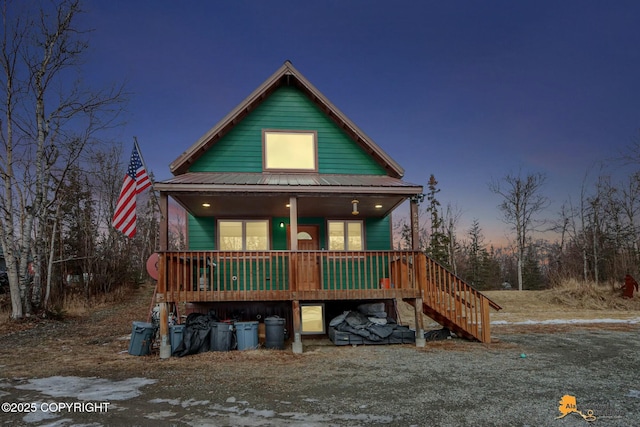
top-left (133, 136), bottom-right (162, 214)
top-left (133, 136), bottom-right (152, 186)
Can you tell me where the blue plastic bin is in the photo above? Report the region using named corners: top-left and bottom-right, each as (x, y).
top-left (235, 321), bottom-right (259, 350)
top-left (128, 321), bottom-right (156, 356)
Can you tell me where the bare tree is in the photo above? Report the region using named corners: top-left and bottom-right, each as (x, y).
top-left (0, 0), bottom-right (124, 318)
top-left (489, 171), bottom-right (549, 290)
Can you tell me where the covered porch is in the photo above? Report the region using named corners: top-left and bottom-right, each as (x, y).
top-left (152, 178), bottom-right (427, 355)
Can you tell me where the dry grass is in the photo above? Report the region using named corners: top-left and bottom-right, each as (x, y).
top-left (396, 279), bottom-right (640, 329)
top-left (486, 279), bottom-right (640, 325)
top-left (543, 278), bottom-right (640, 310)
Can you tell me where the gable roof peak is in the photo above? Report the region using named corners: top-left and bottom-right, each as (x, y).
top-left (169, 62), bottom-right (405, 178)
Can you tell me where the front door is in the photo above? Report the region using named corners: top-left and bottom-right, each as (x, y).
top-left (288, 225), bottom-right (320, 291)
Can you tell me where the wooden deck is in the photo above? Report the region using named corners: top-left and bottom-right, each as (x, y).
top-left (156, 250), bottom-right (500, 343)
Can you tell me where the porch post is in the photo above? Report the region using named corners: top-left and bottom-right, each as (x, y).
top-left (289, 196), bottom-right (298, 293)
top-left (414, 297), bottom-right (426, 347)
top-left (158, 192), bottom-right (171, 359)
top-left (411, 195), bottom-right (426, 347)
top-left (289, 196), bottom-right (298, 251)
top-left (159, 192), bottom-right (168, 251)
top-left (289, 198), bottom-right (302, 353)
top-left (292, 300), bottom-right (303, 354)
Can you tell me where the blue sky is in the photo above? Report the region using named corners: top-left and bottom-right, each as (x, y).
top-left (80, 0), bottom-right (640, 245)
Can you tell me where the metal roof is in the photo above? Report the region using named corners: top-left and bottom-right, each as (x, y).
top-left (155, 172), bottom-right (422, 194)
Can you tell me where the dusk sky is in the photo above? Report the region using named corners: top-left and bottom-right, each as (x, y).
top-left (79, 0), bottom-right (640, 245)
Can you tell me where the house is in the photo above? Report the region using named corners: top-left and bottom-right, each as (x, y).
top-left (154, 61), bottom-right (500, 356)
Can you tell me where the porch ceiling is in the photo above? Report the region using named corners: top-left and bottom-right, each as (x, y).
top-left (172, 193), bottom-right (408, 218)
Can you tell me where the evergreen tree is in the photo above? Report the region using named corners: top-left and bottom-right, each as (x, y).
top-left (467, 219), bottom-right (483, 286)
top-left (425, 175), bottom-right (450, 265)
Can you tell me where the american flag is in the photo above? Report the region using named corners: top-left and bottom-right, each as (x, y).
top-left (112, 144), bottom-right (152, 238)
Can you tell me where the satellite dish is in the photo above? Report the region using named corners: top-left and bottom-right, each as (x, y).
top-left (146, 253), bottom-right (159, 280)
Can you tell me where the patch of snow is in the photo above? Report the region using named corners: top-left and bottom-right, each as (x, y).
top-left (244, 407), bottom-right (276, 418)
top-left (492, 317), bottom-right (640, 325)
top-left (136, 395), bottom-right (395, 426)
top-left (179, 398), bottom-right (209, 408)
top-left (149, 397), bottom-right (181, 406)
top-left (21, 401), bottom-right (58, 424)
top-left (16, 376), bottom-right (156, 401)
top-left (144, 410), bottom-right (177, 419)
top-left (225, 396), bottom-right (248, 405)
top-left (626, 390), bottom-right (640, 398)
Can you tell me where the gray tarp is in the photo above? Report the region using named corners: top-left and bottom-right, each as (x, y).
top-left (330, 310), bottom-right (397, 342)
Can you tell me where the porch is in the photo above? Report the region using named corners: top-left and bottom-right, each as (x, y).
top-left (155, 249), bottom-right (501, 346)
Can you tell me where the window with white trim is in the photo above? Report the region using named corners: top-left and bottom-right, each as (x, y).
top-left (328, 220), bottom-right (363, 251)
top-left (263, 130), bottom-right (317, 171)
top-left (218, 220), bottom-right (269, 250)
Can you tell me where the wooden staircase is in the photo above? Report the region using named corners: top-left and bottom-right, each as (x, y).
top-left (405, 253), bottom-right (502, 343)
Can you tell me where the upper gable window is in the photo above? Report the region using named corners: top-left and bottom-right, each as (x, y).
top-left (263, 130), bottom-right (317, 172)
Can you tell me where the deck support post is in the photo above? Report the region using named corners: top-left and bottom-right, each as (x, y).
top-left (159, 302), bottom-right (171, 359)
top-left (292, 300), bottom-right (303, 354)
top-left (414, 297), bottom-right (426, 347)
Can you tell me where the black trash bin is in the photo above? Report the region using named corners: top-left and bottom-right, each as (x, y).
top-left (265, 316), bottom-right (285, 350)
top-left (210, 322), bottom-right (233, 351)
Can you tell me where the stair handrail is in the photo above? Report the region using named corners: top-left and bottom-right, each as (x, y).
top-left (419, 252), bottom-right (502, 311)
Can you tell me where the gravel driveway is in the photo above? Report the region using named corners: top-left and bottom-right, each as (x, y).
top-left (1, 322), bottom-right (639, 426)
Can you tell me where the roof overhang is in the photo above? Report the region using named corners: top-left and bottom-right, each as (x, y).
top-left (156, 173), bottom-right (423, 218)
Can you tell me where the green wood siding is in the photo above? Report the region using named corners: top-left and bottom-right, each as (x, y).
top-left (190, 86), bottom-right (386, 175)
top-left (211, 256), bottom-right (289, 291)
top-left (322, 257), bottom-right (388, 290)
top-left (365, 217), bottom-right (392, 250)
top-left (188, 215), bottom-right (390, 252)
top-left (185, 215), bottom-right (391, 290)
top-left (188, 214), bottom-right (216, 250)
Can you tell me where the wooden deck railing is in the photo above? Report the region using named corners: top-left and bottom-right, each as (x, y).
top-left (156, 250), bottom-right (423, 303)
top-left (155, 250), bottom-right (500, 343)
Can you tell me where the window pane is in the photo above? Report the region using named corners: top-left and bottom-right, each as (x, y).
top-left (265, 132), bottom-right (315, 170)
top-left (219, 221), bottom-right (242, 250)
top-left (347, 222), bottom-right (363, 250)
top-left (246, 221), bottom-right (268, 250)
top-left (301, 305), bottom-right (324, 333)
top-left (328, 221), bottom-right (344, 250)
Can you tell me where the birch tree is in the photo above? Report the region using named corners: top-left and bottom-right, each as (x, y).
top-left (489, 171), bottom-right (548, 291)
top-left (0, 0), bottom-right (124, 318)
